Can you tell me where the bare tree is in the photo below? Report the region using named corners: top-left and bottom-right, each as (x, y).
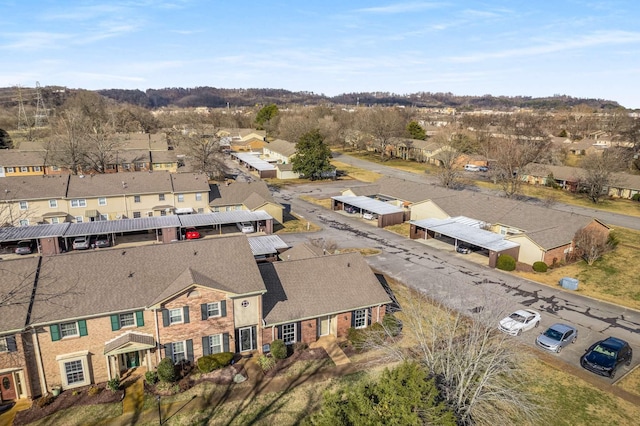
top-left (430, 129), bottom-right (462, 188)
top-left (578, 153), bottom-right (622, 203)
top-left (275, 113), bottom-right (317, 143)
top-left (573, 227), bottom-right (615, 265)
top-left (491, 113), bottom-right (552, 197)
top-left (358, 107), bottom-right (406, 159)
top-left (47, 107), bottom-right (90, 174)
top-left (360, 291), bottom-right (541, 425)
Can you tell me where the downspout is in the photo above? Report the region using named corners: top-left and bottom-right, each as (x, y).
top-left (154, 308), bottom-right (161, 364)
top-left (31, 329), bottom-right (47, 396)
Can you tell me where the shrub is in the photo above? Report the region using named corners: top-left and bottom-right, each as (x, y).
top-left (270, 339), bottom-right (288, 360)
top-left (382, 313), bottom-right (403, 336)
top-left (632, 193), bottom-right (640, 202)
top-left (157, 357), bottom-right (177, 383)
top-left (292, 341), bottom-right (308, 353)
top-left (178, 377), bottom-right (191, 392)
top-left (532, 261), bottom-right (548, 273)
top-left (496, 254), bottom-right (516, 271)
top-left (258, 354), bottom-right (276, 372)
top-left (197, 352), bottom-right (234, 373)
top-left (88, 385), bottom-right (101, 396)
top-left (107, 376), bottom-right (120, 393)
top-left (145, 371), bottom-right (158, 385)
top-left (347, 327), bottom-right (367, 347)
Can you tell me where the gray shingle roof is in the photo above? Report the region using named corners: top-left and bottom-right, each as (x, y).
top-left (209, 181), bottom-right (280, 208)
top-left (0, 175), bottom-right (69, 200)
top-left (170, 172), bottom-right (210, 193)
top-left (260, 252), bottom-right (391, 325)
top-left (263, 139), bottom-right (297, 158)
top-left (278, 243), bottom-right (325, 261)
top-left (24, 235), bottom-right (265, 325)
top-left (0, 257), bottom-right (40, 332)
top-left (67, 171), bottom-right (173, 198)
top-left (0, 150), bottom-right (46, 166)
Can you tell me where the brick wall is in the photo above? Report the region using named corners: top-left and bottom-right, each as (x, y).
top-left (158, 287), bottom-right (235, 360)
top-left (336, 312), bottom-right (352, 338)
top-left (300, 319), bottom-right (317, 344)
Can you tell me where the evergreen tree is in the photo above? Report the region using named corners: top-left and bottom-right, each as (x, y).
top-left (406, 121), bottom-right (426, 140)
top-left (292, 129), bottom-right (333, 180)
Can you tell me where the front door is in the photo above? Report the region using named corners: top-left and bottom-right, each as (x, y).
top-left (319, 316), bottom-right (331, 336)
top-left (0, 374), bottom-right (17, 401)
top-left (239, 327), bottom-right (254, 352)
top-left (125, 351), bottom-right (140, 368)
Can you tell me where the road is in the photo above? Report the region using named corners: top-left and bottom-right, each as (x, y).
top-left (270, 172), bottom-right (640, 383)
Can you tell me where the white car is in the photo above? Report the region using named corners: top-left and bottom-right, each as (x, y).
top-left (236, 222), bottom-right (255, 233)
top-left (362, 212), bottom-right (377, 220)
top-left (498, 309), bottom-right (541, 336)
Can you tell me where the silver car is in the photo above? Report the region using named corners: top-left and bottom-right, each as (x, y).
top-left (536, 323), bottom-right (578, 353)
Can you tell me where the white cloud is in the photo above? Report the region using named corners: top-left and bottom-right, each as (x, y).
top-left (355, 1), bottom-right (446, 14)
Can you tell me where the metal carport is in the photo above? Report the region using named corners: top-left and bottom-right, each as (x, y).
top-left (331, 195), bottom-right (405, 227)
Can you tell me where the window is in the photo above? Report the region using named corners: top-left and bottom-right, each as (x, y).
top-left (147, 211), bottom-right (153, 217)
top-left (354, 309), bottom-right (368, 329)
top-left (206, 302), bottom-right (220, 318)
top-left (195, 193), bottom-right (202, 201)
top-left (60, 322), bottom-right (79, 338)
top-left (133, 211), bottom-right (141, 219)
top-left (64, 360), bottom-right (85, 385)
top-left (51, 166), bottom-right (59, 171)
top-left (160, 210), bottom-right (166, 216)
top-left (98, 198), bottom-right (107, 206)
top-left (20, 166), bottom-right (29, 172)
top-left (49, 199), bottom-right (58, 208)
top-left (0, 337), bottom-right (7, 352)
top-left (6, 167), bottom-right (14, 173)
top-left (134, 195), bottom-right (141, 203)
top-left (100, 214), bottom-right (108, 221)
top-left (19, 201), bottom-right (28, 210)
top-left (0, 336), bottom-right (17, 353)
top-left (122, 163), bottom-right (131, 170)
top-left (169, 308), bottom-right (183, 325)
top-left (119, 313), bottom-right (135, 328)
top-left (197, 208), bottom-right (204, 214)
top-left (71, 199), bottom-right (87, 208)
top-left (75, 216), bottom-right (83, 223)
top-left (209, 334), bottom-right (223, 354)
top-left (177, 194), bottom-right (184, 202)
top-left (33, 166), bottom-right (42, 172)
top-left (159, 194), bottom-right (165, 201)
top-left (19, 219), bottom-right (29, 226)
top-left (135, 162), bottom-right (145, 169)
top-left (282, 323), bottom-right (296, 344)
top-left (171, 341), bottom-right (186, 363)
top-left (51, 217), bottom-right (60, 224)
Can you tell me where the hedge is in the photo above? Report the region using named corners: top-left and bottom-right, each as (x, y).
top-left (496, 254), bottom-right (516, 271)
top-left (197, 352), bottom-right (234, 373)
top-left (532, 261), bottom-right (548, 272)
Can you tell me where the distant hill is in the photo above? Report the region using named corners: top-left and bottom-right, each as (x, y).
top-left (0, 85), bottom-right (623, 111)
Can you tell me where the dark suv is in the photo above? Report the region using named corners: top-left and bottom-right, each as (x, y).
top-left (580, 336), bottom-right (633, 378)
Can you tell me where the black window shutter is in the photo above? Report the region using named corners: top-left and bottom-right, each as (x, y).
top-left (223, 333), bottom-right (230, 352)
top-left (200, 304), bottom-right (208, 320)
top-left (7, 335), bottom-right (17, 352)
top-left (186, 339), bottom-right (194, 362)
top-left (277, 325), bottom-right (282, 341)
top-left (164, 343), bottom-right (173, 360)
top-left (162, 309), bottom-right (170, 327)
top-left (251, 326), bottom-right (256, 350)
top-left (136, 311), bottom-right (145, 327)
top-left (183, 306), bottom-right (190, 323)
top-left (351, 311), bottom-right (356, 328)
top-left (202, 336), bottom-right (210, 356)
top-left (297, 322), bottom-right (302, 343)
top-left (220, 300), bottom-right (227, 317)
top-left (110, 315), bottom-right (120, 331)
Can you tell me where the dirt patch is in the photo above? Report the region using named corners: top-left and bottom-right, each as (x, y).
top-left (14, 385), bottom-right (123, 425)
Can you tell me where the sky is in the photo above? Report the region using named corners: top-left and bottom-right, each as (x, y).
top-left (1, 0), bottom-right (640, 108)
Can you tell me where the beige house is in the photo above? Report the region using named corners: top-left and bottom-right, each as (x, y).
top-left (261, 139), bottom-right (297, 164)
top-left (209, 181), bottom-right (284, 224)
top-left (0, 175), bottom-right (71, 226)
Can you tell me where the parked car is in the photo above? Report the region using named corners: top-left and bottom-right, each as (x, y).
top-left (72, 236), bottom-right (90, 250)
top-left (236, 222), bottom-right (255, 233)
top-left (498, 309), bottom-right (541, 336)
top-left (581, 337), bottom-right (633, 378)
top-left (344, 205), bottom-right (358, 214)
top-left (536, 323), bottom-right (578, 353)
top-left (456, 244), bottom-right (471, 254)
top-left (185, 228), bottom-right (201, 240)
top-left (14, 240), bottom-right (34, 255)
top-left (478, 166), bottom-right (489, 172)
top-left (362, 212), bottom-right (377, 220)
top-left (464, 164), bottom-right (480, 172)
top-left (93, 235), bottom-right (111, 248)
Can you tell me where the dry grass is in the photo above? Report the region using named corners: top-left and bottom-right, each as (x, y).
top-left (275, 212), bottom-right (322, 233)
top-left (330, 160), bottom-right (382, 182)
top-left (514, 227), bottom-right (640, 310)
top-left (298, 195), bottom-right (332, 209)
top-left (618, 367), bottom-right (640, 398)
top-left (27, 403), bottom-right (122, 426)
top-left (384, 222), bottom-right (411, 237)
top-left (338, 247), bottom-right (382, 257)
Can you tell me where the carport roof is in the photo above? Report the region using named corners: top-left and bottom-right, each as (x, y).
top-left (411, 216), bottom-right (520, 252)
top-left (247, 235), bottom-right (290, 256)
top-left (0, 223), bottom-right (70, 242)
top-left (178, 210), bottom-right (272, 227)
top-left (64, 216), bottom-right (181, 237)
top-left (232, 152), bottom-right (276, 171)
top-left (331, 195), bottom-right (404, 215)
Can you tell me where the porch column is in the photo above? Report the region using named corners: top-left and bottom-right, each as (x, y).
top-left (106, 355), bottom-right (112, 381)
